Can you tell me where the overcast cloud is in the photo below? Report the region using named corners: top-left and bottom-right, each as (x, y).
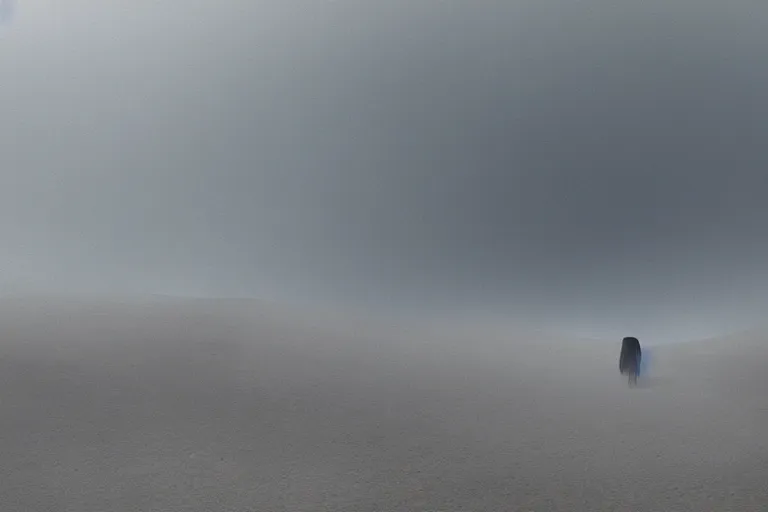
top-left (2, 1), bottom-right (768, 341)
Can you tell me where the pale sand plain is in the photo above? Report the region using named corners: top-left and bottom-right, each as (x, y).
top-left (0, 297), bottom-right (766, 511)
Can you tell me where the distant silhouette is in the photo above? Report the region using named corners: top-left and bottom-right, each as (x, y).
top-left (619, 336), bottom-right (642, 386)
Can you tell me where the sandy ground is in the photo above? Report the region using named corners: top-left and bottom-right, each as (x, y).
top-left (1, 298), bottom-right (767, 511)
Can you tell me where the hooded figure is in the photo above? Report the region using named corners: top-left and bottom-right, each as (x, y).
top-left (619, 336), bottom-right (642, 376)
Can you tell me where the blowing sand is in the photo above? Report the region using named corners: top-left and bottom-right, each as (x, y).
top-left (1, 298), bottom-right (766, 511)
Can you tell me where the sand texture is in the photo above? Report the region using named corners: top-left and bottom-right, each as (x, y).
top-left (1, 298), bottom-right (766, 511)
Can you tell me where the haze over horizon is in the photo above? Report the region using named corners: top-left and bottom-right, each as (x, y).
top-left (3, 1), bottom-right (768, 342)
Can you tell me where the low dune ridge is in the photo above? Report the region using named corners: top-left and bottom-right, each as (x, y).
top-left (0, 298), bottom-right (767, 511)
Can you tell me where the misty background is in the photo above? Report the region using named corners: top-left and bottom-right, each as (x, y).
top-left (2, 1), bottom-right (768, 343)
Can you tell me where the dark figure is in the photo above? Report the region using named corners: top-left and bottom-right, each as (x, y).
top-left (619, 336), bottom-right (642, 383)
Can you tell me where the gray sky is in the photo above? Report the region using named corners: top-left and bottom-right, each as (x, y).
top-left (2, 1), bottom-right (768, 341)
